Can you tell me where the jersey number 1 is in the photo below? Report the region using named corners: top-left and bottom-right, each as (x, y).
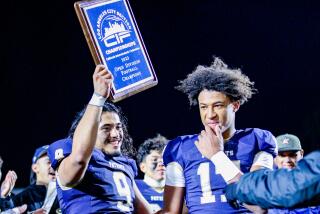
top-left (197, 162), bottom-right (227, 204)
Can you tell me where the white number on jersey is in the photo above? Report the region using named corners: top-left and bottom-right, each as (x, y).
top-left (197, 162), bottom-right (227, 204)
top-left (113, 172), bottom-right (132, 212)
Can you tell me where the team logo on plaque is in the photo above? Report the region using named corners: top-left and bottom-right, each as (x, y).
top-left (96, 10), bottom-right (132, 49)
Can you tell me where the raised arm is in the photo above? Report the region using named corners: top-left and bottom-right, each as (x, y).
top-left (195, 125), bottom-right (242, 183)
top-left (58, 65), bottom-right (113, 186)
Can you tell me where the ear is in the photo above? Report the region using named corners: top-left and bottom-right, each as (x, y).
top-left (232, 101), bottom-right (240, 112)
top-left (31, 163), bottom-right (38, 173)
top-left (300, 149), bottom-right (304, 157)
top-left (139, 162), bottom-right (147, 173)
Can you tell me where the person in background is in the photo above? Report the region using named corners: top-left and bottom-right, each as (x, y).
top-left (12, 146), bottom-right (59, 214)
top-left (274, 134), bottom-right (304, 170)
top-left (268, 133), bottom-right (320, 213)
top-left (0, 156), bottom-right (27, 214)
top-left (136, 134), bottom-right (168, 212)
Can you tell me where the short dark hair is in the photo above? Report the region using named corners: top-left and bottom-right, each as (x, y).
top-left (176, 57), bottom-right (257, 106)
top-left (68, 102), bottom-right (136, 157)
top-left (137, 134), bottom-right (168, 165)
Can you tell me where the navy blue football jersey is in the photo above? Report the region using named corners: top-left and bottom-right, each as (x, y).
top-left (135, 179), bottom-right (163, 212)
top-left (163, 128), bottom-right (277, 213)
top-left (48, 138), bottom-right (138, 214)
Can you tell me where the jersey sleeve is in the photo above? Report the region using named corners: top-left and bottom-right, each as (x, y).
top-left (163, 137), bottom-right (186, 187)
top-left (48, 138), bottom-right (73, 170)
top-left (252, 151), bottom-right (274, 169)
top-left (162, 137), bottom-right (185, 167)
top-left (254, 129), bottom-right (278, 157)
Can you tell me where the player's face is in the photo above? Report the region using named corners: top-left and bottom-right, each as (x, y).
top-left (33, 155), bottom-right (56, 185)
top-left (97, 111), bottom-right (123, 156)
top-left (198, 90), bottom-right (239, 135)
top-left (275, 150), bottom-right (303, 169)
top-left (140, 150), bottom-right (165, 181)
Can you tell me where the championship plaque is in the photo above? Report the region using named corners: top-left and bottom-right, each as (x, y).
top-left (74, 0), bottom-right (157, 102)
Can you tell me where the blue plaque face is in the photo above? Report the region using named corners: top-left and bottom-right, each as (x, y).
top-left (75, 0), bottom-right (157, 101)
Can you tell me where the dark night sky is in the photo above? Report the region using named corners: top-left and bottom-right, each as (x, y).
top-left (1, 0), bottom-right (320, 187)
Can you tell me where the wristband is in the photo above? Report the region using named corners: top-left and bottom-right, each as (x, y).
top-left (89, 93), bottom-right (107, 107)
top-left (210, 151), bottom-right (241, 182)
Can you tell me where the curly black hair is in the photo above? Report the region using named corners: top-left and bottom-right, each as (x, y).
top-left (68, 102), bottom-right (136, 157)
top-left (176, 57), bottom-right (257, 106)
top-left (136, 134), bottom-right (168, 165)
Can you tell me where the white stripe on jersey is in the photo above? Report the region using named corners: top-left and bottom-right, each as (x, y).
top-left (165, 162), bottom-right (185, 187)
top-left (252, 151), bottom-right (274, 169)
